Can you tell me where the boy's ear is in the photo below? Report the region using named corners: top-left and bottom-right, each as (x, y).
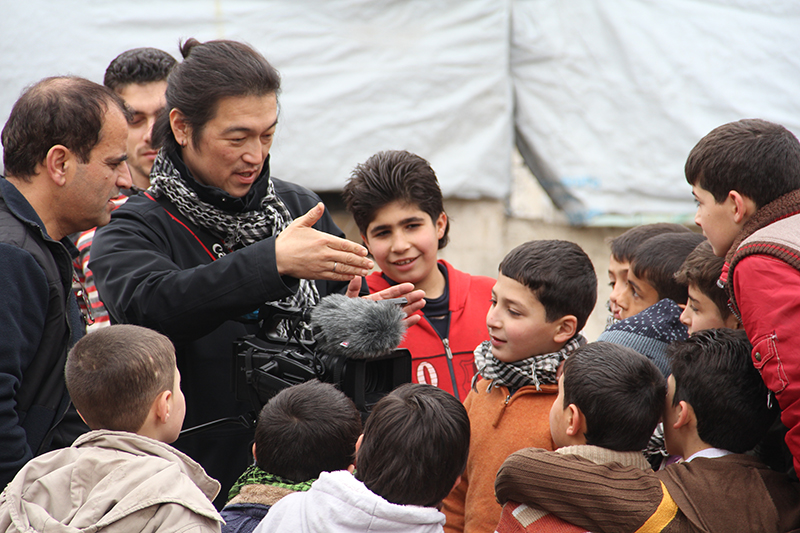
top-left (729, 190), bottom-right (758, 224)
top-left (671, 400), bottom-right (693, 430)
top-left (435, 212), bottom-right (447, 240)
top-left (252, 442), bottom-right (257, 461)
top-left (348, 434), bottom-right (364, 473)
top-left (153, 389), bottom-right (173, 424)
top-left (552, 315), bottom-right (578, 344)
top-left (565, 403), bottom-right (584, 437)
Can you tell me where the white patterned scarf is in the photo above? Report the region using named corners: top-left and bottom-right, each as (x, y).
top-left (472, 334), bottom-right (586, 392)
top-left (148, 150), bottom-right (320, 332)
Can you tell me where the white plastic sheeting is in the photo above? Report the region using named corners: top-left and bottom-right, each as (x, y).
top-left (2, 0), bottom-right (799, 224)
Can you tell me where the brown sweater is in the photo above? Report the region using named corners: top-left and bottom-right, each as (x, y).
top-left (496, 448), bottom-right (800, 533)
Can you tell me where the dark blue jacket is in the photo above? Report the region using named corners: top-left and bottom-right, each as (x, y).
top-left (0, 177), bottom-right (85, 486)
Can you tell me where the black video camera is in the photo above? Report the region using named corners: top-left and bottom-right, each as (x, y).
top-left (233, 301), bottom-right (411, 421)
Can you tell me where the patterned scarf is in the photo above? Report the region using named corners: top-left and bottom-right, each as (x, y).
top-left (472, 334), bottom-right (586, 391)
top-left (227, 464), bottom-right (314, 503)
top-left (148, 150), bottom-right (320, 332)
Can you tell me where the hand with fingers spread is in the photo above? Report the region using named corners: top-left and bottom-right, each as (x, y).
top-left (275, 202), bottom-right (374, 281)
top-left (345, 277), bottom-right (426, 327)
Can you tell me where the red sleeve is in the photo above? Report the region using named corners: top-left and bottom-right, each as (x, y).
top-left (734, 255), bottom-right (800, 472)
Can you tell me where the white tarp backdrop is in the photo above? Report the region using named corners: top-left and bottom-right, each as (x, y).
top-left (1, 0), bottom-right (799, 225)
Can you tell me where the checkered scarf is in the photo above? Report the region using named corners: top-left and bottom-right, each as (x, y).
top-left (472, 334), bottom-right (586, 391)
top-left (148, 151), bottom-right (320, 331)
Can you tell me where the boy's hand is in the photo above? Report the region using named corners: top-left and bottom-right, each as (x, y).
top-left (345, 277), bottom-right (426, 327)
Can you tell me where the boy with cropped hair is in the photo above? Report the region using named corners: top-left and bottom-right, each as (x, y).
top-left (255, 383), bottom-right (470, 533)
top-left (675, 240), bottom-right (740, 334)
top-left (607, 223), bottom-right (692, 322)
top-left (442, 240), bottom-right (597, 533)
top-left (342, 150), bottom-right (494, 400)
top-left (221, 380), bottom-right (362, 533)
top-left (599, 231), bottom-right (703, 376)
top-left (496, 342), bottom-right (665, 532)
top-left (0, 325), bottom-right (223, 532)
top-left (496, 329), bottom-right (800, 533)
top-left (686, 119), bottom-right (800, 473)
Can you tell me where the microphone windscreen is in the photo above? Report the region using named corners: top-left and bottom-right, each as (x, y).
top-left (310, 294), bottom-right (406, 359)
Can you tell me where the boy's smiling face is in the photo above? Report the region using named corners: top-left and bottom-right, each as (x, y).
top-left (616, 267), bottom-right (660, 319)
top-left (692, 185), bottom-right (743, 257)
top-left (363, 201), bottom-right (447, 296)
top-left (486, 274), bottom-right (566, 363)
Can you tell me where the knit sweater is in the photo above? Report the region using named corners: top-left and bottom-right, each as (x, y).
top-left (495, 445), bottom-right (651, 533)
top-left (495, 448), bottom-right (800, 533)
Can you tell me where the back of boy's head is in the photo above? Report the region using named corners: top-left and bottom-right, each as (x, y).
top-left (668, 328), bottom-right (778, 453)
top-left (342, 149), bottom-right (450, 248)
top-left (562, 342), bottom-right (665, 451)
top-left (254, 380), bottom-right (362, 482)
top-left (499, 240), bottom-right (597, 332)
top-left (674, 240), bottom-right (731, 319)
top-left (65, 324), bottom-right (175, 433)
top-left (355, 383), bottom-right (469, 508)
top-left (630, 232), bottom-right (706, 304)
top-left (685, 118), bottom-right (800, 209)
top-left (608, 223), bottom-right (693, 263)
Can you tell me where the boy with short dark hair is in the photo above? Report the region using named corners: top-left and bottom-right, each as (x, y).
top-left (686, 119), bottom-right (800, 473)
top-left (496, 342), bottom-right (666, 532)
top-left (342, 150), bottom-right (494, 400)
top-left (607, 223), bottom-right (692, 322)
top-left (674, 240), bottom-right (740, 334)
top-left (496, 329), bottom-right (800, 533)
top-left (599, 231), bottom-right (704, 376)
top-left (255, 383), bottom-right (470, 533)
top-left (442, 240), bottom-right (597, 533)
top-left (221, 380), bottom-right (362, 533)
top-left (0, 325), bottom-right (223, 532)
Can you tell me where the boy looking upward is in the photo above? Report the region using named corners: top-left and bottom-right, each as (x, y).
top-left (686, 119), bottom-right (800, 472)
top-left (254, 383), bottom-right (470, 533)
top-left (674, 240), bottom-right (740, 334)
top-left (607, 223), bottom-right (692, 322)
top-left (221, 380), bottom-right (362, 533)
top-left (496, 341), bottom-right (665, 533)
top-left (496, 329), bottom-right (800, 533)
top-left (0, 325), bottom-right (223, 531)
top-left (343, 150), bottom-right (494, 400)
top-left (442, 240), bottom-right (597, 533)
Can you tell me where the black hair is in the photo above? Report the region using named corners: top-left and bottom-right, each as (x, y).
top-left (254, 380), bottom-right (362, 482)
top-left (499, 240), bottom-right (597, 332)
top-left (562, 342), bottom-right (666, 451)
top-left (355, 383), bottom-right (469, 507)
top-left (685, 119), bottom-right (800, 209)
top-left (608, 223), bottom-right (692, 263)
top-left (674, 240), bottom-right (731, 319)
top-left (104, 47), bottom-right (177, 91)
top-left (630, 232), bottom-right (706, 304)
top-left (152, 38), bottom-right (281, 153)
top-left (343, 150), bottom-right (450, 248)
top-left (2, 76), bottom-right (129, 180)
top-left (668, 329), bottom-right (778, 453)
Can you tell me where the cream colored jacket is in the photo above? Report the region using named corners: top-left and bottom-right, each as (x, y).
top-left (0, 430), bottom-right (223, 532)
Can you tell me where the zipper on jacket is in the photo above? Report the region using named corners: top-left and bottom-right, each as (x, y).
top-left (443, 338), bottom-right (453, 359)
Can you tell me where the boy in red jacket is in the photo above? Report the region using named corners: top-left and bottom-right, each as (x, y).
top-left (685, 119), bottom-right (800, 473)
top-left (342, 150), bottom-right (494, 400)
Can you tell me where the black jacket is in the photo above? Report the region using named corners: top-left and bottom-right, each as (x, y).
top-left (90, 163), bottom-right (351, 505)
top-left (0, 177), bottom-right (84, 487)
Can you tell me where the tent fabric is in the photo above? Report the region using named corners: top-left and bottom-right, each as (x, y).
top-left (1, 0), bottom-right (799, 224)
